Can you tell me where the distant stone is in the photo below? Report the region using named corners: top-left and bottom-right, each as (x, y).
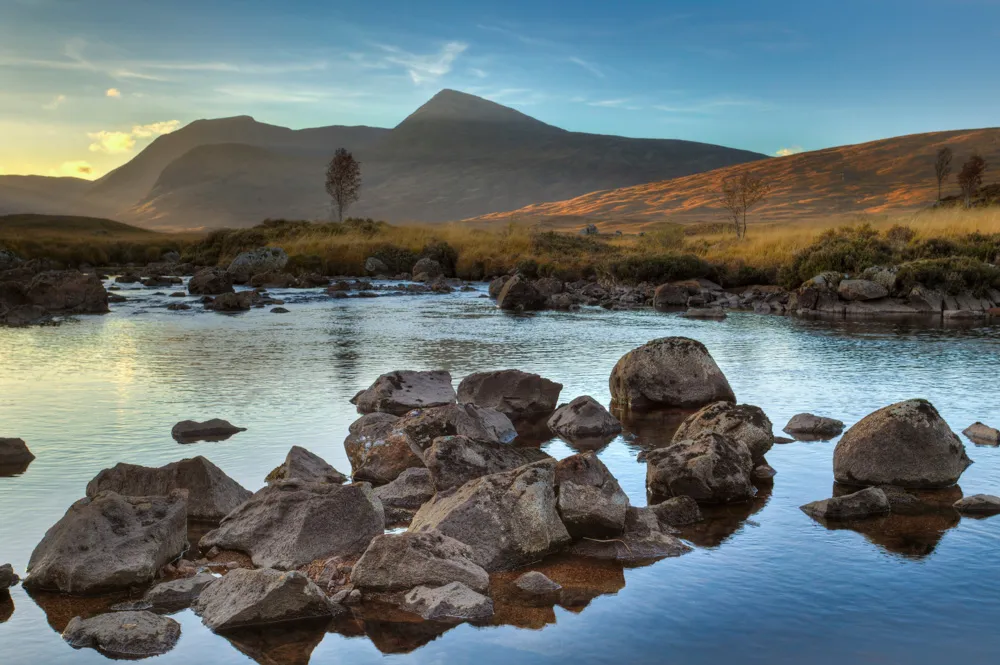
top-left (270, 307), bottom-right (290, 314)
top-left (188, 268), bottom-right (234, 295)
top-left (646, 432), bottom-right (754, 504)
top-left (610, 337), bottom-right (735, 410)
top-left (672, 401), bottom-right (774, 464)
top-left (424, 435), bottom-right (551, 492)
top-left (228, 247), bottom-right (288, 284)
top-left (266, 446), bottom-right (347, 486)
top-left (648, 496), bottom-right (703, 526)
top-left (783, 413), bottom-right (845, 438)
top-left (0, 438), bottom-right (35, 466)
top-left (682, 307), bottom-right (727, 319)
top-left (963, 422), bottom-right (1000, 445)
top-left (653, 283), bottom-right (689, 309)
top-left (206, 290), bottom-right (260, 311)
top-left (838, 279), bottom-right (889, 301)
top-left (402, 582), bottom-right (494, 621)
top-left (171, 418), bottom-right (246, 442)
top-left (144, 573), bottom-right (217, 611)
top-left (953, 494), bottom-right (1000, 516)
top-left (411, 258), bottom-right (444, 281)
top-left (548, 396), bottom-right (622, 439)
top-left (457, 369), bottom-right (563, 420)
top-left (800, 487), bottom-right (890, 520)
top-left (63, 611), bottom-right (180, 659)
top-left (351, 370), bottom-right (457, 415)
top-left (488, 276), bottom-right (509, 299)
top-left (351, 530), bottom-right (490, 594)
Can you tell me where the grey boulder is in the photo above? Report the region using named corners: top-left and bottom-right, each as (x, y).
top-left (547, 396), bottom-right (622, 439)
top-left (351, 530), bottom-right (490, 594)
top-left (402, 582), bottom-right (494, 621)
top-left (838, 279), bottom-right (889, 301)
top-left (187, 268), bottom-right (234, 295)
top-left (609, 337), bottom-right (735, 410)
top-left (195, 568), bottom-right (338, 631)
top-left (228, 247), bottom-right (288, 284)
top-left (953, 494), bottom-right (1000, 516)
top-left (514, 571), bottom-right (561, 600)
top-left (144, 573), bottom-right (218, 611)
top-left (569, 507), bottom-right (692, 562)
top-left (351, 370), bottom-right (457, 415)
top-left (646, 432), bottom-right (755, 504)
top-left (457, 369), bottom-right (562, 420)
top-left (343, 412), bottom-right (419, 485)
top-left (648, 495), bottom-right (703, 527)
top-left (63, 611), bottom-right (180, 659)
top-left (554, 452), bottom-right (629, 538)
top-left (266, 446), bottom-right (347, 485)
top-left (672, 401), bottom-right (774, 463)
top-left (372, 467), bottom-right (435, 525)
top-left (783, 413), bottom-right (845, 438)
top-left (424, 435), bottom-right (551, 492)
top-left (800, 487), bottom-right (890, 520)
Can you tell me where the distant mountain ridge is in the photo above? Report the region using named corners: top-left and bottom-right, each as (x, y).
top-left (0, 89), bottom-right (766, 230)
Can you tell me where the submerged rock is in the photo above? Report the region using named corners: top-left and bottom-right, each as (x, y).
top-left (513, 571), bottom-right (562, 601)
top-left (266, 446), bottom-right (347, 485)
top-left (682, 307), bottom-right (727, 319)
top-left (144, 573), bottom-right (217, 611)
top-left (26, 490), bottom-right (188, 594)
top-left (402, 582), bottom-right (494, 621)
top-left (609, 337), bottom-right (735, 410)
top-left (783, 413), bottom-right (845, 439)
top-left (801, 487), bottom-right (891, 520)
top-left (372, 468), bottom-right (435, 526)
top-left (646, 432), bottom-right (754, 504)
top-left (424, 435), bottom-right (551, 492)
top-left (206, 290), bottom-right (260, 311)
top-left (351, 370), bottom-right (457, 415)
top-left (554, 452), bottom-right (629, 539)
top-left (547, 396), bottom-right (622, 439)
top-left (171, 418), bottom-right (246, 442)
top-left (963, 422), bottom-right (1000, 445)
top-left (672, 401), bottom-right (774, 464)
top-left (195, 568), bottom-right (338, 632)
top-left (0, 438), bottom-right (35, 466)
top-left (953, 494), bottom-right (1000, 516)
top-left (569, 506), bottom-right (692, 563)
top-left (63, 611), bottom-right (181, 659)
top-left (833, 399), bottom-right (971, 488)
top-left (351, 530), bottom-right (490, 594)
top-left (456, 369), bottom-right (562, 420)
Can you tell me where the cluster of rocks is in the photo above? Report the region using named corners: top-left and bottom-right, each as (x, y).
top-left (0, 259), bottom-right (109, 326)
top-left (362, 256), bottom-right (450, 283)
top-left (328, 276), bottom-right (467, 298)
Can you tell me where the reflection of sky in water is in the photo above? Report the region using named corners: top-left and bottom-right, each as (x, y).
top-left (2, 284), bottom-right (1000, 663)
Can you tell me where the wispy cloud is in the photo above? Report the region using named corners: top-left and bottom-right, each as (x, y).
top-left (567, 56), bottom-right (604, 78)
top-left (468, 67), bottom-right (487, 79)
top-left (587, 99), bottom-right (629, 108)
top-left (132, 120), bottom-right (180, 137)
top-left (378, 41), bottom-right (467, 84)
top-left (775, 145), bottom-right (804, 157)
top-left (88, 120), bottom-right (180, 154)
top-left (654, 98), bottom-right (768, 113)
top-left (42, 94), bottom-right (66, 110)
top-left (475, 24), bottom-right (558, 48)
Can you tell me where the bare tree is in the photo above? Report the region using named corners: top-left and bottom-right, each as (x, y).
top-left (718, 171), bottom-right (771, 239)
top-left (934, 146), bottom-right (953, 202)
top-left (325, 148), bottom-right (362, 222)
top-left (957, 153), bottom-right (987, 208)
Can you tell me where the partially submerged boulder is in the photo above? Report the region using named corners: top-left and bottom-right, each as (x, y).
top-left (609, 337), bottom-right (735, 410)
top-left (554, 452), bottom-right (629, 539)
top-left (63, 611), bottom-right (181, 659)
top-left (833, 399), bottom-right (971, 488)
top-left (266, 446), bottom-right (347, 485)
top-left (496, 275), bottom-right (546, 311)
top-left (783, 413), bottom-right (845, 439)
top-left (0, 437), bottom-right (35, 466)
top-left (513, 571), bottom-right (562, 602)
top-left (645, 432), bottom-right (755, 504)
top-left (86, 456), bottom-right (251, 522)
top-left (205, 290), bottom-right (260, 311)
top-left (187, 268), bottom-right (234, 295)
top-left (402, 582), bottom-right (493, 622)
top-left (456, 370), bottom-right (562, 420)
top-left (372, 468), bottom-right (435, 526)
top-left (24, 270), bottom-right (109, 315)
top-left (410, 460), bottom-right (571, 571)
top-left (171, 419), bottom-right (246, 443)
top-left (800, 487), bottom-right (890, 520)
top-left (26, 490), bottom-right (188, 594)
top-left (547, 396), bottom-right (622, 439)
top-left (653, 283), bottom-right (689, 309)
top-left (395, 404), bottom-right (518, 459)
top-left (351, 530), bottom-right (490, 594)
top-left (195, 568), bottom-right (337, 632)
top-left (424, 435), bottom-right (551, 492)
top-left (953, 494), bottom-right (1000, 516)
top-left (351, 370), bottom-right (457, 415)
top-left (144, 573), bottom-right (217, 611)
top-left (649, 496), bottom-right (703, 527)
top-left (963, 422), bottom-right (1000, 445)
top-left (200, 481), bottom-right (384, 570)
top-left (672, 401), bottom-right (774, 463)
top-left (569, 507), bottom-right (691, 563)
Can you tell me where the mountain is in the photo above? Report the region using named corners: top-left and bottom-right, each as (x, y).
top-left (0, 89), bottom-right (766, 230)
top-left (0, 176), bottom-right (97, 217)
top-left (469, 127), bottom-right (1000, 230)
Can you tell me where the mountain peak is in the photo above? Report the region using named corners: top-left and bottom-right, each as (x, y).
top-left (398, 89), bottom-right (552, 128)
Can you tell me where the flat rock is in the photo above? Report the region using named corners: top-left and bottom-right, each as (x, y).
top-left (838, 279), bottom-right (889, 301)
top-left (963, 422), bottom-right (1000, 445)
top-left (144, 573), bottom-right (218, 611)
top-left (266, 446), bottom-right (347, 485)
top-left (784, 413), bottom-right (845, 438)
top-left (372, 467), bottom-right (435, 525)
top-left (457, 369), bottom-right (562, 420)
top-left (547, 396), bottom-right (622, 439)
top-left (649, 496), bottom-right (703, 526)
top-left (554, 452), bottom-right (629, 539)
top-left (171, 419), bottom-right (246, 443)
top-left (0, 437), bottom-right (35, 466)
top-left (953, 494), bottom-right (1000, 515)
top-left (402, 582), bottom-right (494, 621)
top-left (569, 506), bottom-right (692, 563)
top-left (194, 568), bottom-right (337, 632)
top-left (424, 435), bottom-right (551, 492)
top-left (801, 487), bottom-right (890, 520)
top-left (63, 611), bottom-right (180, 659)
top-left (609, 337), bottom-right (735, 410)
top-left (351, 530), bottom-right (490, 594)
top-left (672, 401), bottom-right (774, 463)
top-left (646, 432), bottom-right (755, 504)
top-left (351, 370), bottom-right (457, 416)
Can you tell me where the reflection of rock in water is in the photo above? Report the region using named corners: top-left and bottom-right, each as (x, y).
top-left (1, 592), bottom-right (13, 623)
top-left (25, 587), bottom-right (130, 633)
top-left (223, 618), bottom-right (331, 665)
top-left (614, 407), bottom-right (697, 453)
top-left (675, 483), bottom-right (772, 548)
top-left (0, 461), bottom-right (32, 477)
top-left (553, 432), bottom-right (619, 454)
top-left (347, 602), bottom-right (456, 654)
top-left (511, 414), bottom-right (557, 447)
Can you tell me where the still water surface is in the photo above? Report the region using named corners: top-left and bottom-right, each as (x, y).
top-left (1, 283), bottom-right (999, 664)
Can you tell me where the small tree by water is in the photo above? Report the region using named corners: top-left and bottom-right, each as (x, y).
top-left (957, 154), bottom-right (987, 208)
top-left (934, 147), bottom-right (953, 202)
top-left (718, 171), bottom-right (770, 239)
top-left (325, 148), bottom-right (362, 222)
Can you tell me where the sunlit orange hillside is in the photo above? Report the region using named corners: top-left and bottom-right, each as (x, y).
top-left (471, 127), bottom-right (1000, 231)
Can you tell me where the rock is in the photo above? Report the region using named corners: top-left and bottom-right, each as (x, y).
top-left (783, 413), bottom-right (845, 438)
top-left (409, 460), bottom-right (571, 571)
top-left (206, 290), bottom-right (260, 311)
top-left (171, 418), bottom-right (246, 442)
top-left (653, 283), bottom-right (689, 309)
top-left (682, 307), bottom-right (727, 319)
top-left (833, 399), bottom-right (971, 488)
top-left (488, 276), bottom-right (509, 299)
top-left (62, 611), bottom-right (180, 659)
top-left (672, 402), bottom-right (774, 464)
top-left (800, 487), bottom-right (890, 520)
top-left (648, 496), bottom-right (703, 526)
top-left (513, 571), bottom-right (561, 600)
top-left (554, 452), bottom-right (629, 538)
top-left (86, 456), bottom-right (251, 522)
top-left (609, 337), bottom-right (735, 410)
top-left (424, 435), bottom-right (551, 492)
top-left (0, 437), bottom-right (35, 466)
top-left (343, 412), bottom-right (420, 485)
top-left (351, 370), bottom-right (457, 415)
top-left (753, 463), bottom-right (777, 481)
top-left (837, 279), bottom-right (889, 301)
top-left (402, 582), bottom-right (493, 621)
top-left (0, 304), bottom-right (52, 326)
top-left (496, 274), bottom-right (546, 311)
top-left (26, 490), bottom-right (188, 594)
top-left (270, 307), bottom-right (290, 314)
top-left (249, 271), bottom-right (298, 288)
top-left (646, 432), bottom-right (755, 504)
top-left (351, 530), bottom-right (490, 594)
top-left (365, 256), bottom-right (390, 275)
top-left (24, 270), bottom-right (109, 314)
top-left (0, 248), bottom-right (21, 271)
top-left (456, 369), bottom-right (563, 420)
top-left (396, 404), bottom-right (518, 458)
top-left (187, 268), bottom-right (234, 295)
top-left (166, 302), bottom-right (190, 311)
top-left (411, 258), bottom-right (443, 281)
top-left (194, 568), bottom-right (338, 631)
top-left (963, 422), bottom-right (1000, 445)
top-left (372, 468), bottom-right (435, 525)
top-left (0, 563), bottom-right (19, 589)
top-left (953, 494), bottom-right (1000, 516)
top-left (144, 573), bottom-right (217, 611)
top-left (200, 481), bottom-right (384, 570)
top-left (569, 506), bottom-right (692, 562)
top-left (228, 247), bottom-right (288, 284)
top-left (547, 396), bottom-right (622, 439)
top-left (266, 446), bottom-right (347, 485)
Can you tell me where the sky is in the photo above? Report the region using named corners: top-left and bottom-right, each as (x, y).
top-left (2, 0), bottom-right (999, 180)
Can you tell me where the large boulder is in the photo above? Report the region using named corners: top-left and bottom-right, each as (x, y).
top-left (351, 530), bottom-right (490, 594)
top-left (409, 460), bottom-right (571, 571)
top-left (63, 611), bottom-right (181, 659)
top-left (496, 275), bottom-right (546, 311)
top-left (171, 418), bottom-right (246, 442)
top-left (411, 258), bottom-right (444, 281)
top-left (837, 279), bottom-right (889, 301)
top-left (394, 404), bottom-right (518, 459)
top-left (0, 438), bottom-right (35, 466)
top-left (800, 487), bottom-right (890, 520)
top-left (402, 582), bottom-right (494, 621)
top-left (194, 568), bottom-right (338, 631)
top-left (144, 573), bottom-right (218, 611)
top-left (372, 468), bottom-right (435, 526)
top-left (26, 490), bottom-right (188, 594)
top-left (609, 337), bottom-right (735, 410)
top-left (227, 247), bottom-right (288, 284)
top-left (672, 402), bottom-right (774, 463)
top-left (86, 456), bottom-right (251, 522)
top-left (569, 507), bottom-right (691, 563)
top-left (25, 271), bottom-right (109, 314)
top-left (547, 396), bottom-right (622, 440)
top-left (645, 432), bottom-right (755, 504)
top-left (343, 412), bottom-right (421, 485)
top-left (188, 268), bottom-right (234, 295)
top-left (266, 446), bottom-right (347, 485)
top-left (653, 283), bottom-right (689, 309)
top-left (457, 369), bottom-right (563, 420)
top-left (833, 399), bottom-right (971, 488)
top-left (424, 435), bottom-right (551, 492)
top-left (554, 452), bottom-right (629, 538)
top-left (351, 370), bottom-right (457, 415)
top-left (200, 480), bottom-right (385, 570)
top-left (783, 413), bottom-right (845, 438)
top-left (649, 496), bottom-right (703, 526)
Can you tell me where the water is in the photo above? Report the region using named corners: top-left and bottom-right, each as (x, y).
top-left (2, 282), bottom-right (1000, 664)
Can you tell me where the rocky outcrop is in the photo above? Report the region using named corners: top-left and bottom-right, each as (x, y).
top-left (649, 496), bottom-right (703, 526)
top-left (554, 452), bottom-right (628, 539)
top-left (63, 611), bottom-right (181, 659)
top-left (266, 446), bottom-right (347, 485)
top-left (410, 460), bottom-right (571, 571)
top-left (393, 404), bottom-right (518, 459)
top-left (144, 573), bottom-right (217, 611)
top-left (424, 435), bottom-right (551, 492)
top-left (194, 568), bottom-right (338, 631)
top-left (783, 413), bottom-right (845, 439)
top-left (351, 370), bottom-right (457, 415)
top-left (837, 279), bottom-right (889, 301)
top-left (343, 412), bottom-right (420, 485)
top-left (372, 468), bottom-right (435, 525)
top-left (496, 275), bottom-right (546, 311)
top-left (86, 456), bottom-right (251, 522)
top-left (547, 396), bottom-right (622, 439)
top-left (1, 270), bottom-right (108, 325)
top-left (800, 487), bottom-right (891, 520)
top-left (26, 490), bottom-right (188, 594)
top-left (569, 507), bottom-right (691, 562)
top-left (187, 268), bottom-right (234, 295)
top-left (646, 432), bottom-right (755, 504)
top-left (402, 582), bottom-right (494, 621)
top-left (0, 438), bottom-right (35, 466)
top-left (833, 399), bottom-right (971, 488)
top-left (228, 247), bottom-right (288, 284)
top-left (953, 494), bottom-right (1000, 515)
top-left (457, 370), bottom-right (562, 420)
top-left (171, 419), bottom-right (246, 442)
top-left (609, 337), bottom-right (735, 410)
top-left (200, 481), bottom-right (385, 570)
top-left (351, 530), bottom-right (490, 594)
top-left (672, 402), bottom-right (773, 463)
top-left (963, 422), bottom-right (1000, 445)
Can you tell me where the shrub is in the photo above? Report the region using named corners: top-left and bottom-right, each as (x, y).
top-left (369, 244), bottom-right (417, 274)
top-left (600, 254), bottom-right (718, 284)
top-left (420, 240), bottom-right (459, 276)
top-left (780, 224), bottom-right (893, 288)
top-left (896, 257), bottom-right (1000, 296)
top-left (515, 258), bottom-right (540, 278)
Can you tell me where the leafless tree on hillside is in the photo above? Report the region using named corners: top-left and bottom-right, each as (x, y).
top-left (718, 171), bottom-right (771, 239)
top-left (934, 146), bottom-right (953, 202)
top-left (325, 148), bottom-right (362, 222)
top-left (957, 153), bottom-right (987, 208)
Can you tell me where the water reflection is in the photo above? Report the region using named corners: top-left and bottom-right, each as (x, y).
top-left (676, 484), bottom-right (773, 548)
top-left (0, 461), bottom-right (32, 477)
top-left (615, 408), bottom-right (696, 453)
top-left (25, 587), bottom-right (131, 633)
top-left (0, 592), bottom-right (13, 623)
top-left (223, 618), bottom-right (331, 665)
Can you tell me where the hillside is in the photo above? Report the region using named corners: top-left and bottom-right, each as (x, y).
top-left (0, 176), bottom-right (99, 217)
top-left (0, 213), bottom-right (157, 237)
top-left (471, 127), bottom-right (1000, 230)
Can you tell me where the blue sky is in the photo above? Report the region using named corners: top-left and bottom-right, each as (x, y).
top-left (2, 0), bottom-right (999, 179)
